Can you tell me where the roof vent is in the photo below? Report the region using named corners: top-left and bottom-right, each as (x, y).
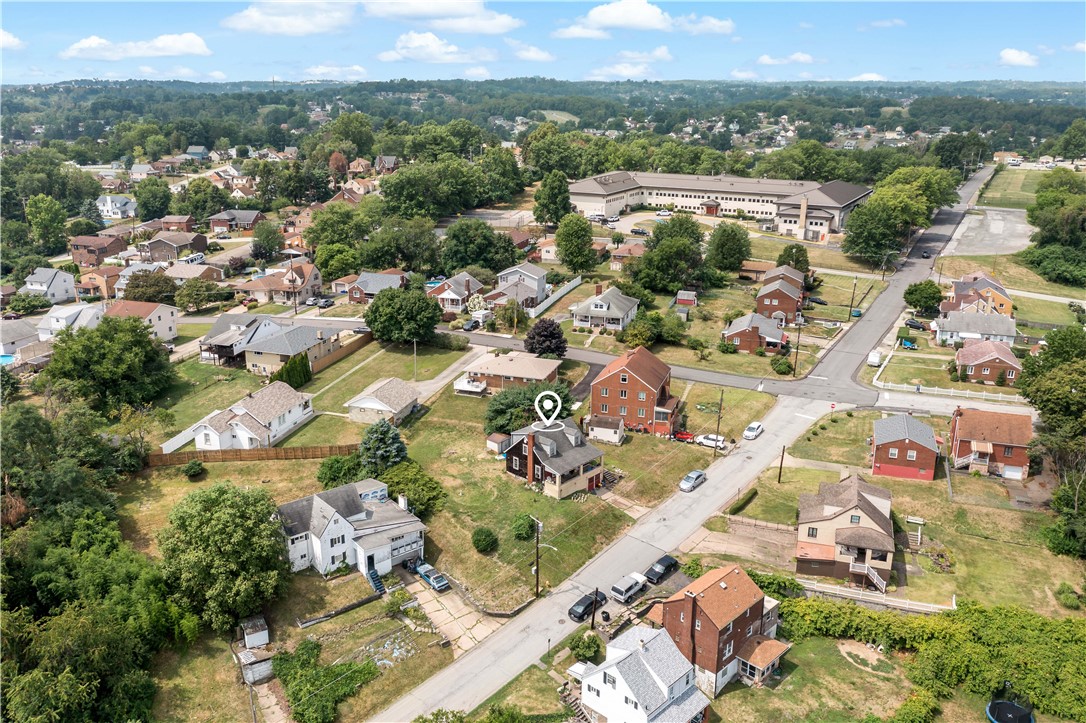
top-left (719, 582), bottom-right (728, 590)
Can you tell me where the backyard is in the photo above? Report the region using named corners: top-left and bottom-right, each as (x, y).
top-left (154, 358), bottom-right (264, 437)
top-left (977, 168), bottom-right (1046, 209)
top-left (875, 353), bottom-right (1025, 397)
top-left (788, 410), bottom-right (953, 469)
top-left (1011, 295), bottom-right (1082, 326)
top-left (812, 273), bottom-right (888, 322)
top-left (935, 253), bottom-right (1086, 299)
top-left (653, 339), bottom-right (821, 378)
top-left (173, 322), bottom-right (212, 346)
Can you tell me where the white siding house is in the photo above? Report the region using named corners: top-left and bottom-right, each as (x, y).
top-left (104, 300), bottom-right (179, 341)
top-left (20, 267), bottom-right (75, 303)
top-left (35, 303), bottom-right (102, 341)
top-left (278, 480), bottom-right (427, 576)
top-left (933, 311), bottom-right (1017, 345)
top-left (179, 382), bottom-right (314, 451)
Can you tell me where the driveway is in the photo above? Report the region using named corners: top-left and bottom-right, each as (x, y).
top-left (396, 570), bottom-right (503, 659)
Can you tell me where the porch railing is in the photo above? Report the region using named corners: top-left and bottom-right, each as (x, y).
top-left (849, 562), bottom-right (887, 593)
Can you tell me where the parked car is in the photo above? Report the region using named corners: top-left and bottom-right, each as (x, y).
top-left (2, 312), bottom-right (23, 320)
top-left (673, 430), bottom-right (695, 443)
top-left (867, 350), bottom-right (883, 367)
top-left (216, 232), bottom-right (231, 239)
top-left (656, 209), bottom-right (673, 217)
top-left (305, 296), bottom-right (320, 306)
top-left (644, 555), bottom-right (678, 584)
top-left (610, 572), bottom-right (648, 603)
top-left (921, 251), bottom-right (931, 259)
top-left (808, 297), bottom-right (828, 305)
top-left (743, 422), bottom-right (765, 440)
top-left (316, 298), bottom-right (334, 308)
top-left (568, 591), bottom-right (607, 622)
top-left (606, 215), bottom-right (620, 223)
top-left (605, 223), bottom-right (617, 230)
top-left (694, 434), bottom-right (727, 449)
top-left (462, 319), bottom-right (479, 331)
top-left (353, 326), bottom-right (370, 334)
top-left (904, 319), bottom-right (928, 331)
top-left (851, 309), bottom-right (863, 318)
top-left (239, 297), bottom-right (259, 305)
top-left (679, 469), bottom-right (708, 492)
top-left (416, 562), bottom-right (450, 592)
top-left (631, 227), bottom-right (649, 236)
top-left (162, 342), bottom-right (175, 353)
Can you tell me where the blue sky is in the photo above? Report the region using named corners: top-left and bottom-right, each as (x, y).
top-left (1, 1), bottom-right (1084, 85)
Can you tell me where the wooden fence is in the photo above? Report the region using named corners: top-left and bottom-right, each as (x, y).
top-left (311, 332), bottom-right (372, 374)
top-left (148, 444), bottom-right (358, 467)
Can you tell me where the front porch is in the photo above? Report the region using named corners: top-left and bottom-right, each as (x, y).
top-left (539, 461), bottom-right (604, 499)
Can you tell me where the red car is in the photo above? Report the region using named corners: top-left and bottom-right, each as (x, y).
top-left (673, 431), bottom-right (695, 443)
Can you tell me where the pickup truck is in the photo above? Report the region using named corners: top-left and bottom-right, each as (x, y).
top-left (416, 562), bottom-right (450, 592)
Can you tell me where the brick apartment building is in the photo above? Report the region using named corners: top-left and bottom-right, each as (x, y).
top-left (590, 346), bottom-right (679, 436)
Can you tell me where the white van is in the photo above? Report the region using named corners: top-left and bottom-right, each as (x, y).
top-left (610, 572), bottom-right (648, 604)
top-left (178, 252), bottom-right (206, 265)
top-left (867, 350), bottom-right (883, 367)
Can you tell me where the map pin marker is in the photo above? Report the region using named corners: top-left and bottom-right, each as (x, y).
top-left (534, 391), bottom-right (562, 427)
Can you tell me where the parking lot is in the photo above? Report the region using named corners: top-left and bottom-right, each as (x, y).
top-left (943, 207), bottom-right (1034, 256)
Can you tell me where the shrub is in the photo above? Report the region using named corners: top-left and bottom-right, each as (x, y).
top-left (811, 429), bottom-right (819, 436)
top-left (383, 589), bottom-right (412, 616)
top-left (687, 337), bottom-right (707, 352)
top-left (694, 307), bottom-right (715, 321)
top-left (819, 424), bottom-right (828, 430)
top-left (995, 370), bottom-right (1006, 387)
top-left (247, 301), bottom-right (259, 311)
top-left (511, 513), bottom-right (535, 541)
top-left (717, 339), bottom-right (738, 354)
top-left (830, 416), bottom-right (839, 423)
top-left (449, 319), bottom-right (464, 330)
top-left (430, 332), bottom-right (469, 351)
top-left (182, 459), bottom-right (205, 479)
top-left (273, 640), bottom-right (379, 723)
top-left (269, 352), bottom-right (312, 388)
top-left (896, 327), bottom-right (915, 340)
top-left (950, 373), bottom-right (960, 382)
top-left (770, 355), bottom-right (793, 375)
top-left (728, 488), bottom-right (758, 515)
top-left (570, 632), bottom-right (604, 661)
top-left (1055, 582), bottom-right (1081, 609)
top-left (754, 347), bottom-right (767, 357)
top-left (846, 410), bottom-right (853, 417)
top-left (680, 558), bottom-right (705, 578)
top-left (472, 527), bottom-right (498, 554)
top-left (745, 569), bottom-right (803, 598)
top-left (441, 311), bottom-right (457, 323)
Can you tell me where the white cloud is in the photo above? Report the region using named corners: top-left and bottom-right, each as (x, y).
top-left (586, 62), bottom-right (652, 81)
top-left (757, 52), bottom-right (813, 66)
top-left (1037, 44), bottom-right (1056, 55)
top-left (304, 63), bottom-right (368, 80)
top-left (208, 70), bottom-right (227, 80)
top-left (1, 29), bottom-right (27, 50)
top-left (798, 22), bottom-right (815, 30)
top-left (504, 39), bottom-right (555, 62)
top-left (464, 65), bottom-right (490, 79)
top-left (221, 2), bottom-right (354, 36)
top-left (429, 11), bottom-right (522, 34)
top-left (554, 0), bottom-right (734, 39)
top-left (362, 2), bottom-right (522, 35)
top-left (1071, 41), bottom-right (1085, 52)
top-left (849, 72), bottom-right (887, 81)
top-left (377, 31), bottom-right (496, 63)
top-left (999, 48), bottom-right (1039, 67)
top-left (867, 18), bottom-right (906, 28)
top-left (59, 32), bottom-right (211, 60)
top-left (616, 45), bottom-right (672, 62)
top-left (133, 65), bottom-right (198, 79)
top-left (730, 69), bottom-right (758, 80)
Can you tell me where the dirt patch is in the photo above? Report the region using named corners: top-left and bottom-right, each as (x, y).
top-left (838, 639), bottom-right (880, 666)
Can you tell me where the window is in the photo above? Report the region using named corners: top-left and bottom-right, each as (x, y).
top-left (981, 367), bottom-right (990, 375)
top-left (534, 465), bottom-right (541, 479)
top-left (619, 374), bottom-right (628, 384)
top-left (695, 619), bottom-right (701, 630)
top-left (600, 387), bottom-right (608, 397)
top-left (723, 640), bottom-right (733, 658)
top-left (724, 622), bottom-right (733, 635)
top-left (747, 624), bottom-right (754, 636)
top-left (638, 391), bottom-right (646, 401)
top-left (330, 535), bottom-right (345, 546)
top-left (850, 514), bottom-right (861, 524)
top-left (638, 408), bottom-right (646, 418)
top-left (1007, 369), bottom-right (1016, 378)
top-left (1004, 446), bottom-right (1014, 457)
top-left (619, 389), bottom-right (627, 399)
top-left (888, 448), bottom-right (899, 459)
top-left (600, 403), bottom-right (609, 413)
top-left (807, 527), bottom-right (818, 538)
top-left (603, 673), bottom-right (615, 688)
top-left (680, 612), bottom-right (685, 622)
top-left (512, 457), bottom-right (520, 470)
top-left (907, 450), bottom-right (917, 461)
top-left (966, 365), bottom-right (975, 374)
top-left (619, 406), bottom-right (627, 416)
top-left (587, 684), bottom-right (599, 696)
top-left (203, 432), bottom-right (211, 444)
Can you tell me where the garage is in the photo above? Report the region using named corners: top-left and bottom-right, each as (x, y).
top-left (1002, 466), bottom-right (1024, 481)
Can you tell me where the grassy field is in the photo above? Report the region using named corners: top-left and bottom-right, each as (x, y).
top-left (402, 385), bottom-right (631, 609)
top-left (319, 303), bottom-right (367, 318)
top-left (278, 413), bottom-right (368, 447)
top-left (738, 466), bottom-right (1086, 613)
top-left (173, 323), bottom-right (212, 346)
top-left (1012, 295), bottom-right (1081, 325)
top-left (653, 340), bottom-right (820, 378)
top-left (254, 302), bottom-right (293, 315)
top-left (814, 273), bottom-right (889, 322)
top-left (935, 254), bottom-right (1086, 299)
top-left (749, 235), bottom-right (878, 274)
top-left (789, 410), bottom-right (953, 469)
top-left (877, 354), bottom-right (1023, 396)
top-left (711, 637), bottom-right (913, 722)
top-left (977, 168), bottom-right (1046, 209)
top-left (682, 286), bottom-right (758, 339)
top-left (309, 343), bottom-right (466, 412)
top-left (680, 382), bottom-right (777, 442)
top-left (538, 109), bottom-right (579, 124)
top-left (154, 358), bottom-right (263, 436)
top-left (151, 634), bottom-right (251, 723)
top-left (605, 432), bottom-right (715, 505)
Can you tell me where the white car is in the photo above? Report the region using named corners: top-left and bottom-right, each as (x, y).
top-left (606, 215), bottom-right (620, 223)
top-left (605, 223), bottom-right (617, 230)
top-left (679, 470), bottom-right (707, 492)
top-left (694, 434), bottom-right (727, 449)
top-left (743, 422), bottom-right (765, 440)
top-left (656, 209), bottom-right (673, 217)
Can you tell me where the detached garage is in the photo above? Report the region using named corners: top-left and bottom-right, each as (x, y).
top-left (344, 377), bottom-right (419, 425)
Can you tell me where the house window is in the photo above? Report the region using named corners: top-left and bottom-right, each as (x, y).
top-left (331, 535), bottom-right (345, 546)
top-left (1007, 370), bottom-right (1016, 378)
top-left (907, 450), bottom-right (917, 461)
top-left (603, 673), bottom-right (615, 688)
top-left (203, 433), bottom-right (211, 444)
top-left (534, 465), bottom-right (541, 479)
top-left (600, 403), bottom-right (609, 413)
top-left (888, 448), bottom-right (899, 459)
top-left (981, 367), bottom-right (990, 375)
top-left (638, 408), bottom-right (646, 418)
top-left (512, 457), bottom-right (520, 470)
top-left (680, 612), bottom-right (685, 622)
top-left (724, 640), bottom-right (733, 658)
top-left (747, 624), bottom-right (754, 636)
top-left (850, 514), bottom-right (861, 524)
top-left (807, 527), bottom-right (818, 538)
top-left (966, 366), bottom-right (975, 374)
top-left (619, 389), bottom-right (627, 399)
top-left (724, 622), bottom-right (732, 635)
top-left (695, 619), bottom-right (701, 630)
top-left (1004, 446), bottom-right (1014, 457)
top-left (600, 387), bottom-right (608, 397)
top-left (619, 406), bottom-right (627, 416)
top-left (619, 374), bottom-right (628, 384)
top-left (638, 391), bottom-right (646, 401)
top-left (587, 685), bottom-right (599, 696)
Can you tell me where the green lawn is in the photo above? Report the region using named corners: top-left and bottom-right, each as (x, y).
top-left (977, 168), bottom-right (1046, 209)
top-left (683, 286), bottom-right (758, 340)
top-left (653, 340), bottom-right (820, 378)
top-left (813, 273), bottom-right (889, 322)
top-left (151, 634), bottom-right (252, 723)
top-left (604, 432), bottom-right (715, 505)
top-left (1012, 295), bottom-right (1081, 325)
top-left (401, 385), bottom-right (631, 609)
top-left (877, 354), bottom-right (1023, 396)
top-left (319, 303), bottom-right (367, 318)
top-left (541, 281), bottom-right (591, 320)
top-left (737, 467), bottom-right (824, 525)
top-left (309, 343), bottom-right (466, 412)
top-left (749, 235), bottom-right (878, 274)
top-left (254, 302), bottom-right (293, 315)
top-left (154, 358), bottom-right (263, 437)
top-left (172, 323), bottom-right (212, 346)
top-left (680, 382), bottom-right (776, 443)
top-left (935, 254), bottom-right (1086, 299)
top-left (278, 413), bottom-right (368, 447)
top-left (306, 338), bottom-right (385, 392)
top-left (711, 637), bottom-right (913, 723)
top-left (789, 410), bottom-right (885, 468)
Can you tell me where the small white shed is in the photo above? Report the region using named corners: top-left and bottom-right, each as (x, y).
top-left (240, 615), bottom-right (269, 649)
top-left (587, 415), bottom-right (626, 446)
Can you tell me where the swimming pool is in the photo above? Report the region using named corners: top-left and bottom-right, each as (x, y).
top-left (0, 354), bottom-right (15, 366)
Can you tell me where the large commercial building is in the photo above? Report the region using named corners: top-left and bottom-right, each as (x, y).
top-left (567, 171), bottom-right (871, 240)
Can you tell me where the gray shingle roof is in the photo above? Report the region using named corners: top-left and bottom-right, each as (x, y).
top-left (509, 418), bottom-right (602, 476)
top-left (23, 267), bottom-right (71, 286)
top-left (233, 381), bottom-right (313, 425)
top-left (723, 312), bottom-right (786, 344)
top-left (350, 272), bottom-right (404, 295)
top-left (243, 325), bottom-right (324, 356)
top-left (798, 474), bottom-right (893, 538)
top-left (757, 279), bottom-right (803, 300)
top-left (585, 626), bottom-right (699, 716)
top-left (873, 414), bottom-right (939, 452)
top-left (570, 286), bottom-right (639, 318)
top-left (345, 377), bottom-right (418, 413)
top-left (936, 311), bottom-right (1016, 337)
top-left (277, 479), bottom-right (425, 539)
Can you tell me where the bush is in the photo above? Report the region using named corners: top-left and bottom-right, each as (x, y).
top-left (949, 373), bottom-right (960, 382)
top-left (770, 355), bottom-right (793, 375)
top-left (754, 347), bottom-right (767, 357)
top-left (1055, 582), bottom-right (1081, 610)
top-left (441, 311), bottom-right (458, 323)
top-left (819, 424), bottom-right (828, 430)
top-left (896, 327), bottom-right (915, 341)
top-left (728, 488), bottom-right (758, 515)
top-left (181, 459), bottom-right (205, 479)
top-left (269, 352), bottom-right (312, 388)
top-left (845, 410), bottom-right (853, 417)
top-left (449, 319), bottom-right (464, 330)
top-left (569, 632), bottom-right (604, 661)
top-left (273, 640), bottom-right (380, 723)
top-left (317, 454), bottom-right (364, 490)
top-left (687, 337), bottom-right (707, 352)
top-left (995, 370), bottom-right (1006, 387)
top-left (680, 558), bottom-right (705, 578)
top-left (247, 301), bottom-right (259, 311)
top-left (745, 569), bottom-right (803, 598)
top-left (430, 332), bottom-right (470, 351)
top-left (472, 527), bottom-right (498, 554)
top-left (717, 339), bottom-right (739, 354)
top-left (511, 513), bottom-right (535, 541)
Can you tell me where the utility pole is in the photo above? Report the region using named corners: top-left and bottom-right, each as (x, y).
top-left (712, 388), bottom-right (723, 458)
top-left (413, 338), bottom-right (417, 381)
top-left (289, 254), bottom-right (298, 316)
top-left (530, 516), bottom-right (543, 598)
top-left (792, 322), bottom-right (801, 377)
top-left (590, 588), bottom-right (599, 630)
top-left (776, 445), bottom-right (786, 484)
top-left (848, 276), bottom-right (857, 319)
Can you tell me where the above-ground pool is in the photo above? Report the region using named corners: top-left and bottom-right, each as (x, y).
top-left (0, 355), bottom-right (15, 366)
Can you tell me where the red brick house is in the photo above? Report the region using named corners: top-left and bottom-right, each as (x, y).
top-left (78, 266), bottom-right (122, 299)
top-left (950, 407), bottom-right (1033, 480)
top-left (954, 340), bottom-right (1021, 386)
top-left (70, 235), bottom-right (127, 267)
top-left (589, 346), bottom-right (679, 436)
top-left (651, 566), bottom-right (788, 695)
top-left (721, 312), bottom-right (788, 353)
top-left (159, 215), bottom-right (196, 232)
top-left (756, 279), bottom-right (804, 324)
top-left (761, 265), bottom-right (807, 288)
top-left (871, 414), bottom-right (939, 481)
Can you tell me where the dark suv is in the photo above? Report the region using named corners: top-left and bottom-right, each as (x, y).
top-left (568, 591), bottom-right (607, 622)
top-left (644, 555), bottom-right (678, 584)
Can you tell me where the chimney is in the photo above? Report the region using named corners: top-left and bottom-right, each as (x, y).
top-left (526, 432), bottom-right (535, 482)
top-left (798, 194), bottom-right (809, 235)
top-left (683, 590), bottom-right (698, 665)
top-left (398, 494), bottom-right (408, 511)
top-left (595, 283), bottom-right (603, 296)
top-left (464, 279), bottom-right (471, 297)
top-left (317, 330), bottom-right (323, 340)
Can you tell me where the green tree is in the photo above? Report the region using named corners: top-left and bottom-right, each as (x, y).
top-left (175, 277), bottom-right (228, 312)
top-left (361, 215), bottom-right (438, 272)
top-left (533, 170), bottom-right (572, 226)
top-left (314, 242), bottom-right (361, 281)
top-left (381, 459), bottom-right (447, 519)
top-left (649, 213), bottom-right (703, 250)
top-left (111, 402), bottom-right (175, 462)
top-left (706, 222), bottom-right (751, 271)
top-left (472, 527), bottom-right (498, 554)
top-left (441, 219), bottom-right (517, 273)
top-left (478, 147), bottom-right (524, 205)
top-left (511, 513), bottom-right (535, 541)
top-left (842, 197), bottom-right (902, 262)
top-left (776, 243), bottom-right (811, 272)
top-left (326, 112), bottom-right (375, 157)
top-left (1, 365), bottom-right (20, 402)
top-left (251, 220), bottom-right (283, 260)
top-left (303, 202), bottom-right (368, 250)
top-left (1023, 359), bottom-right (1086, 440)
top-left (67, 218), bottom-right (101, 236)
top-left (569, 632), bottom-right (604, 661)
top-left (268, 353), bottom-right (312, 388)
top-left (79, 198), bottom-right (104, 226)
top-left (484, 381), bottom-right (574, 434)
top-left (159, 483), bottom-right (289, 632)
top-left (903, 280), bottom-right (944, 312)
top-left (1020, 326), bottom-right (1086, 392)
top-left (658, 312), bottom-right (687, 344)
top-left (555, 213), bottom-right (597, 274)
top-left (497, 299), bottom-right (529, 332)
top-left (122, 269), bottom-right (177, 303)
top-left (635, 236), bottom-right (703, 293)
top-left (40, 316), bottom-right (175, 412)
top-left (7, 292), bottom-right (53, 315)
top-left (365, 288), bottom-right (443, 346)
top-left (8, 254), bottom-right (51, 285)
top-left (317, 455), bottom-right (364, 490)
top-left (25, 193), bottom-right (68, 255)
top-left (358, 418), bottom-right (408, 477)
top-left (524, 318), bottom-right (568, 358)
top-left (134, 177), bottom-right (172, 221)
top-left (170, 177), bottom-right (229, 222)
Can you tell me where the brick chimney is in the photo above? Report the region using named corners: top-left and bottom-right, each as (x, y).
top-left (464, 279), bottom-right (471, 297)
top-left (798, 194), bottom-right (809, 235)
top-left (595, 283), bottom-right (603, 296)
top-left (526, 432), bottom-right (535, 481)
top-left (317, 330), bottom-right (324, 340)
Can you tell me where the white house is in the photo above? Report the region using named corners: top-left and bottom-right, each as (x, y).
top-left (36, 303), bottom-right (102, 341)
top-left (19, 267), bottom-right (75, 303)
top-left (0, 318), bottom-right (39, 355)
top-left (185, 382), bottom-right (314, 450)
top-left (570, 284), bottom-right (640, 331)
top-left (344, 377), bottom-right (419, 425)
top-left (104, 300), bottom-right (179, 341)
top-left (426, 271), bottom-right (484, 312)
top-left (932, 311), bottom-right (1017, 345)
top-left (495, 262), bottom-right (548, 305)
top-left (96, 194), bottom-right (138, 219)
top-left (277, 479), bottom-right (427, 576)
top-left (580, 625), bottom-right (711, 723)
